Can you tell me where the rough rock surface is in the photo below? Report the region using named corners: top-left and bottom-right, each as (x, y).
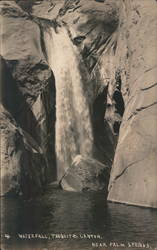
top-left (0, 105), bottom-right (46, 198)
top-left (61, 155), bottom-right (110, 193)
top-left (0, 1), bottom-right (56, 197)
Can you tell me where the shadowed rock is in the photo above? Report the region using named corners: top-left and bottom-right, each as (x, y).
top-left (0, 1), bottom-right (56, 197)
top-left (0, 105), bottom-right (46, 198)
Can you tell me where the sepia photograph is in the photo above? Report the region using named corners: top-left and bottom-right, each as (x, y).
top-left (0, 0), bottom-right (157, 249)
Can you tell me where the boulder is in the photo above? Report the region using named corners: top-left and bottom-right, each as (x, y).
top-left (61, 155), bottom-right (110, 193)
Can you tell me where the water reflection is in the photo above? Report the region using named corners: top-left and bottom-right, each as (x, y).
top-left (1, 189), bottom-right (157, 250)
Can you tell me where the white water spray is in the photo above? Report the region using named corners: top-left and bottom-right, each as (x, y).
top-left (44, 26), bottom-right (94, 180)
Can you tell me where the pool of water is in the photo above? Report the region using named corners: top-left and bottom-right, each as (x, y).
top-left (1, 189), bottom-right (157, 250)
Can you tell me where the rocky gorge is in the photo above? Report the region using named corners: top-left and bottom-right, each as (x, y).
top-left (0, 0), bottom-right (157, 208)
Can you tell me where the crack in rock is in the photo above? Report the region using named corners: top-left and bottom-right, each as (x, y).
top-left (128, 101), bottom-right (157, 120)
top-left (141, 82), bottom-right (157, 91)
top-left (110, 157), bottom-right (147, 188)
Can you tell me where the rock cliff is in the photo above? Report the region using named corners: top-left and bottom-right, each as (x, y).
top-left (0, 0), bottom-right (157, 207)
top-left (0, 1), bottom-right (56, 197)
top-left (107, 0), bottom-right (157, 208)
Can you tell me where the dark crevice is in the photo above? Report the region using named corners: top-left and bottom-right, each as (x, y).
top-left (73, 36), bottom-right (86, 45)
top-left (39, 25), bottom-right (49, 62)
top-left (113, 121), bottom-right (121, 134)
top-left (58, 0), bottom-right (80, 17)
top-left (0, 56), bottom-right (23, 117)
top-left (92, 87), bottom-right (116, 166)
top-left (113, 71), bottom-right (125, 134)
top-left (95, 0), bottom-right (105, 3)
top-left (113, 90), bottom-right (125, 117)
top-left (41, 72), bottom-right (57, 182)
top-left (15, 0), bottom-right (34, 14)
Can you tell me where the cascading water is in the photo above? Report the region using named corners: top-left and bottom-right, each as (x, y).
top-left (44, 26), bottom-right (94, 180)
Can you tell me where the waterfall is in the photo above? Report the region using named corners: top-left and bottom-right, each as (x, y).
top-left (44, 26), bottom-right (94, 180)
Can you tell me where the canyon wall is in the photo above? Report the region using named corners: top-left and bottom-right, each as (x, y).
top-left (0, 1), bottom-right (56, 198)
top-left (0, 0), bottom-right (157, 207)
top-left (108, 0), bottom-right (157, 208)
top-left (0, 0), bottom-right (117, 196)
